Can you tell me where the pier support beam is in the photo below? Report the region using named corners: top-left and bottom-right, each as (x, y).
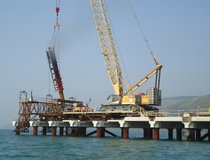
top-left (33, 126), bottom-right (38, 136)
top-left (143, 128), bottom-right (153, 139)
top-left (96, 127), bottom-right (105, 138)
top-left (153, 128), bottom-right (160, 140)
top-left (59, 127), bottom-right (64, 136)
top-left (78, 127), bottom-right (86, 137)
top-left (42, 127), bottom-right (47, 135)
top-left (176, 128), bottom-right (182, 141)
top-left (65, 127), bottom-right (69, 135)
top-left (51, 127), bottom-right (57, 136)
top-left (70, 127), bottom-right (86, 137)
top-left (15, 127), bottom-right (20, 135)
top-left (80, 128), bottom-right (87, 137)
top-left (208, 129), bottom-right (210, 142)
top-left (187, 129), bottom-right (195, 141)
top-left (168, 128), bottom-right (173, 140)
top-left (121, 127), bottom-right (129, 139)
top-left (195, 129), bottom-right (201, 141)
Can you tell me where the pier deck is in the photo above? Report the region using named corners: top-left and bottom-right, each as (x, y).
top-left (13, 111), bottom-right (210, 141)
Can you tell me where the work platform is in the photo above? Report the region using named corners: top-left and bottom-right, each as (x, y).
top-left (12, 111), bottom-right (210, 142)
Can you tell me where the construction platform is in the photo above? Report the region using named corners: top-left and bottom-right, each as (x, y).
top-left (12, 111), bottom-right (210, 142)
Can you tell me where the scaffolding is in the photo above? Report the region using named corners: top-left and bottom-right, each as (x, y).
top-left (15, 91), bottom-right (79, 133)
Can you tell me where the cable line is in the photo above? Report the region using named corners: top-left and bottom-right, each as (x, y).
top-left (127, 0), bottom-right (159, 65)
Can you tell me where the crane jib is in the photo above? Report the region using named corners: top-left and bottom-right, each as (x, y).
top-left (90, 0), bottom-right (124, 96)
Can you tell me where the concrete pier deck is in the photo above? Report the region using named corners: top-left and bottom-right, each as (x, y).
top-left (12, 111), bottom-right (210, 141)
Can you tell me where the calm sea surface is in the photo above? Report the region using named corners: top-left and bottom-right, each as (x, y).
top-left (0, 129), bottom-right (210, 160)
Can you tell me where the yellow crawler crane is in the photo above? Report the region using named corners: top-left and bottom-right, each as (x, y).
top-left (90, 0), bottom-right (162, 112)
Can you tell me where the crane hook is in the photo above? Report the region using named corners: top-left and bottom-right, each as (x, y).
top-left (55, 0), bottom-right (60, 28)
top-left (56, 7), bottom-right (60, 16)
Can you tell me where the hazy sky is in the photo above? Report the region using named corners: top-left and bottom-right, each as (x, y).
top-left (1, 0), bottom-right (210, 128)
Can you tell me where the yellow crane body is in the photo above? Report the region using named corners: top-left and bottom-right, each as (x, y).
top-left (90, 0), bottom-right (163, 111)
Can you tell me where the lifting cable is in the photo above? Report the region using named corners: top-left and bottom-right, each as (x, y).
top-left (48, 0), bottom-right (61, 94)
top-left (50, 0), bottom-right (60, 48)
top-left (127, 0), bottom-right (159, 65)
top-left (51, 0), bottom-right (61, 65)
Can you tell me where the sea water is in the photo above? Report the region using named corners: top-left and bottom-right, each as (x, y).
top-left (0, 129), bottom-right (210, 160)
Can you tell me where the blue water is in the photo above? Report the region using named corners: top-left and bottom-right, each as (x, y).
top-left (0, 129), bottom-right (210, 160)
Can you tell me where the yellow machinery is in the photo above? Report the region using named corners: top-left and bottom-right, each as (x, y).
top-left (90, 0), bottom-right (162, 111)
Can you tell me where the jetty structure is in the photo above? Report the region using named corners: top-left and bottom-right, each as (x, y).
top-left (12, 93), bottom-right (210, 141)
top-left (13, 0), bottom-right (210, 142)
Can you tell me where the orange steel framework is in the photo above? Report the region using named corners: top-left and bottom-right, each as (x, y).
top-left (15, 91), bottom-right (82, 134)
top-left (15, 91), bottom-right (146, 134)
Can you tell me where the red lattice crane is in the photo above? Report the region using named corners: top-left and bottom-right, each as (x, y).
top-left (46, 0), bottom-right (64, 100)
top-left (46, 47), bottom-right (64, 100)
